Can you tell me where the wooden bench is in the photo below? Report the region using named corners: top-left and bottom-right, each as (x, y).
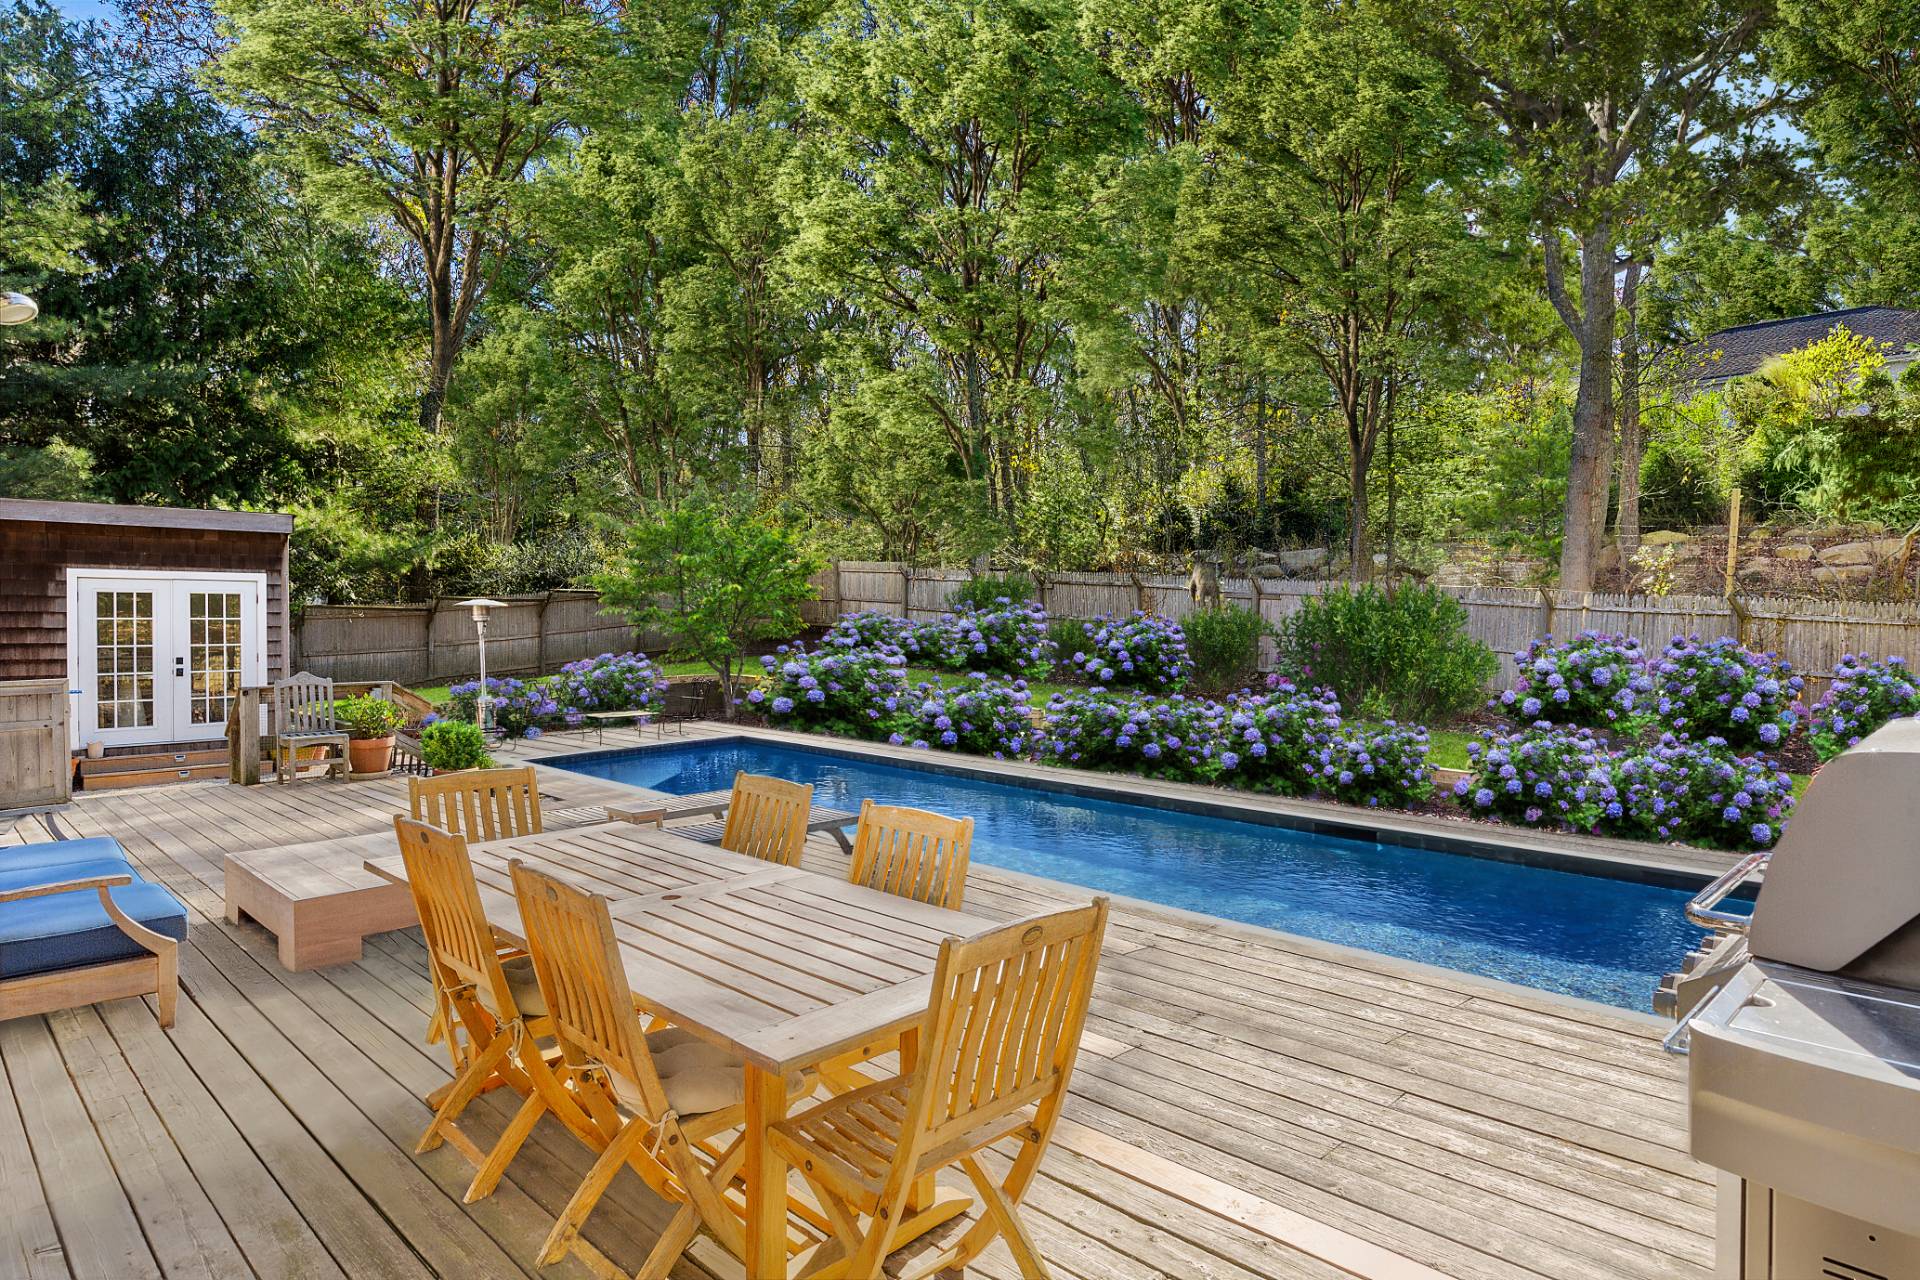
top-left (606, 788), bottom-right (860, 853)
top-left (224, 833), bottom-right (416, 971)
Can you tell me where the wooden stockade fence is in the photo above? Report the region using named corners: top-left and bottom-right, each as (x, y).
top-left (291, 590), bottom-right (668, 685)
top-left (293, 564), bottom-right (1920, 696)
top-left (809, 561), bottom-right (1920, 697)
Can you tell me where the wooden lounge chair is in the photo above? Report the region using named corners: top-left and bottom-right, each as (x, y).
top-left (0, 836), bottom-right (186, 1029)
top-left (392, 817), bottom-right (596, 1203)
top-left (770, 899), bottom-right (1110, 1280)
top-left (271, 674), bottom-right (349, 784)
top-left (846, 799), bottom-right (974, 910)
top-left (409, 766), bottom-right (543, 842)
top-left (509, 859), bottom-right (802, 1280)
top-left (609, 785), bottom-right (860, 853)
top-left (715, 771), bottom-right (813, 866)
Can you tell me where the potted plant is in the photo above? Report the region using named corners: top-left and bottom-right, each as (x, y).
top-left (419, 719), bottom-right (492, 774)
top-left (334, 695), bottom-right (407, 775)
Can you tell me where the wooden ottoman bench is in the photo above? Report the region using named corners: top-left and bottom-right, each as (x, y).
top-left (224, 832), bottom-right (416, 971)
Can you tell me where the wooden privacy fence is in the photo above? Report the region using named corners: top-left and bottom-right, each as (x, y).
top-left (809, 561), bottom-right (1920, 695)
top-left (292, 591), bottom-right (667, 686)
top-left (294, 565), bottom-right (1920, 696)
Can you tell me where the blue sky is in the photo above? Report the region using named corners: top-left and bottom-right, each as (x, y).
top-left (52, 0), bottom-right (120, 23)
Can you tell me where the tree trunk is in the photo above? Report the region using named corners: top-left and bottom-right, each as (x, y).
top-left (1558, 221), bottom-right (1617, 592)
top-left (1614, 262), bottom-right (1645, 569)
top-left (1347, 446), bottom-right (1372, 583)
top-left (420, 292), bottom-right (457, 433)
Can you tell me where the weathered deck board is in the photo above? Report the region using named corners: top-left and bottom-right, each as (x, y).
top-left (0, 726), bottom-right (1714, 1279)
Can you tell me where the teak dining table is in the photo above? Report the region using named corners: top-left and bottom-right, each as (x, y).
top-left (365, 818), bottom-right (987, 1277)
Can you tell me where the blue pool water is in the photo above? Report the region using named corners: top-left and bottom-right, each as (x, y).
top-left (553, 740), bottom-right (1745, 1010)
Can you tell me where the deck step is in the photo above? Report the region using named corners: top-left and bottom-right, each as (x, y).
top-left (78, 748), bottom-right (229, 777)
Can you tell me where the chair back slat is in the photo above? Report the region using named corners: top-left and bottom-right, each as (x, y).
top-left (847, 800), bottom-right (973, 909)
top-left (718, 772), bottom-right (812, 866)
top-left (905, 900), bottom-right (1107, 1155)
top-left (410, 766), bottom-right (543, 842)
top-left (274, 675), bottom-right (337, 734)
top-left (509, 860), bottom-right (672, 1119)
top-left (392, 817), bottom-right (521, 1017)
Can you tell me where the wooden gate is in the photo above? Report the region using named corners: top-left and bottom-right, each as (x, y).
top-left (0, 678), bottom-right (72, 811)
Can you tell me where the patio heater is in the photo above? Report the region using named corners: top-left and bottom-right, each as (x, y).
top-left (458, 599), bottom-right (506, 732)
top-left (0, 292), bottom-right (39, 325)
top-left (1670, 717), bottom-right (1920, 1277)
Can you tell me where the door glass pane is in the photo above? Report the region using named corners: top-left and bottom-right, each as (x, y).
top-left (96, 590), bottom-right (156, 729)
top-left (189, 591), bottom-right (244, 724)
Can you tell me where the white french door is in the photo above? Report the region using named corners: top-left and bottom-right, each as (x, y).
top-left (70, 571), bottom-right (267, 749)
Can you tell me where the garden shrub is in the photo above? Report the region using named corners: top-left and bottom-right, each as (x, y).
top-left (1452, 725), bottom-right (1616, 831)
top-left (747, 643), bottom-right (907, 737)
top-left (1185, 604), bottom-right (1270, 690)
top-left (1808, 654), bottom-right (1920, 760)
top-left (912, 600), bottom-right (1051, 675)
top-left (1651, 635), bottom-right (1802, 750)
top-left (1310, 723), bottom-right (1432, 808)
top-left (333, 694), bottom-right (406, 739)
top-left (948, 572), bottom-right (1035, 611)
top-left (892, 675), bottom-right (1034, 757)
top-left (444, 676), bottom-right (565, 739)
top-left (554, 651), bottom-right (667, 712)
top-left (1608, 734), bottom-right (1795, 850)
top-left (418, 719), bottom-right (492, 771)
top-left (1220, 682), bottom-right (1342, 795)
top-left (1494, 631), bottom-right (1649, 728)
top-left (1273, 583), bottom-right (1496, 721)
top-left (1063, 612), bottom-right (1192, 689)
top-left (1045, 615), bottom-right (1086, 665)
top-left (822, 610), bottom-right (914, 652)
top-left (1037, 690), bottom-right (1227, 782)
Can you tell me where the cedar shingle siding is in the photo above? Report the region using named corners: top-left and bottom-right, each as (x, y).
top-left (0, 500), bottom-right (293, 683)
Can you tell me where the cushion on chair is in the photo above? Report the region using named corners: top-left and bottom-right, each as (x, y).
top-left (0, 855), bottom-right (188, 979)
top-left (607, 1028), bottom-right (804, 1116)
top-left (484, 955), bottom-right (547, 1018)
top-left (0, 837), bottom-right (133, 877)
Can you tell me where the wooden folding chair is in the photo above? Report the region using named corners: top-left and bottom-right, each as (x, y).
top-left (409, 765), bottom-right (544, 842)
top-left (846, 799), bottom-right (974, 910)
top-left (510, 859), bottom-right (800, 1280)
top-left (770, 899), bottom-right (1110, 1280)
top-left (392, 817), bottom-right (597, 1203)
top-left (718, 771), bottom-right (812, 866)
top-left (409, 766), bottom-right (544, 1059)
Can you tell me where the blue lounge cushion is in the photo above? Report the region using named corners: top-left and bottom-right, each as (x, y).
top-left (0, 836), bottom-right (134, 877)
top-left (0, 854), bottom-right (188, 979)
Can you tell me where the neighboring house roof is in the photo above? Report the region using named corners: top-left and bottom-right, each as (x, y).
top-left (1691, 306), bottom-right (1920, 385)
top-left (0, 497), bottom-right (293, 535)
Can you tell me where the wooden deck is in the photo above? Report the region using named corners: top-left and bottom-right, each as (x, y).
top-left (0, 725), bottom-right (1714, 1280)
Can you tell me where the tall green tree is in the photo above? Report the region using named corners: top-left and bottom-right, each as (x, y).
top-left (1415, 0), bottom-right (1772, 590)
top-left (1204, 0), bottom-right (1499, 579)
top-left (211, 0), bottom-right (635, 430)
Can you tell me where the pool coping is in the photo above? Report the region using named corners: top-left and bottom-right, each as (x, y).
top-left (525, 725), bottom-right (1678, 1027)
top-left (533, 721), bottom-right (1750, 893)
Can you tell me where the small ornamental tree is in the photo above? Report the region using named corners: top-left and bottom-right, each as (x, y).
top-left (595, 495), bottom-right (821, 713)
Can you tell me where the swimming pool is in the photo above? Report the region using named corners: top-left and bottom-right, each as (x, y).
top-left (551, 737), bottom-right (1742, 1010)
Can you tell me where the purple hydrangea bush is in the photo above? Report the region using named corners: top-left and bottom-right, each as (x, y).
top-left (1220, 682), bottom-right (1343, 795)
top-left (1608, 734), bottom-right (1795, 850)
top-left (1494, 632), bottom-right (1649, 728)
top-left (1453, 725), bottom-right (1617, 831)
top-left (555, 651), bottom-right (667, 712)
top-left (1808, 654), bottom-right (1920, 761)
top-left (1310, 723), bottom-right (1432, 808)
top-left (1037, 690), bottom-right (1229, 782)
top-left (911, 600), bottom-right (1051, 676)
top-left (748, 643), bottom-right (907, 737)
top-left (444, 675), bottom-right (565, 739)
top-left (1063, 612), bottom-right (1192, 689)
top-left (894, 675), bottom-right (1034, 757)
top-left (1651, 635), bottom-right (1802, 751)
top-left (822, 610), bottom-right (915, 652)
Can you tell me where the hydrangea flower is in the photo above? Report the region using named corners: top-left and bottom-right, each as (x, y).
top-left (903, 675), bottom-right (1033, 759)
top-left (1808, 653), bottom-right (1919, 761)
top-left (754, 642), bottom-right (909, 740)
top-left (1062, 612), bottom-right (1192, 690)
top-left (1455, 725), bottom-right (1616, 831)
top-left (1651, 635), bottom-right (1802, 751)
top-left (1607, 733), bottom-right (1795, 850)
top-left (1492, 632), bottom-right (1647, 728)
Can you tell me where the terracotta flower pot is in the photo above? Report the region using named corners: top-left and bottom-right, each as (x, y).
top-left (348, 735), bottom-right (395, 775)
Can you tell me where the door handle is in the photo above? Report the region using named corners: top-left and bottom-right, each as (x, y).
top-left (174, 657), bottom-right (186, 677)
